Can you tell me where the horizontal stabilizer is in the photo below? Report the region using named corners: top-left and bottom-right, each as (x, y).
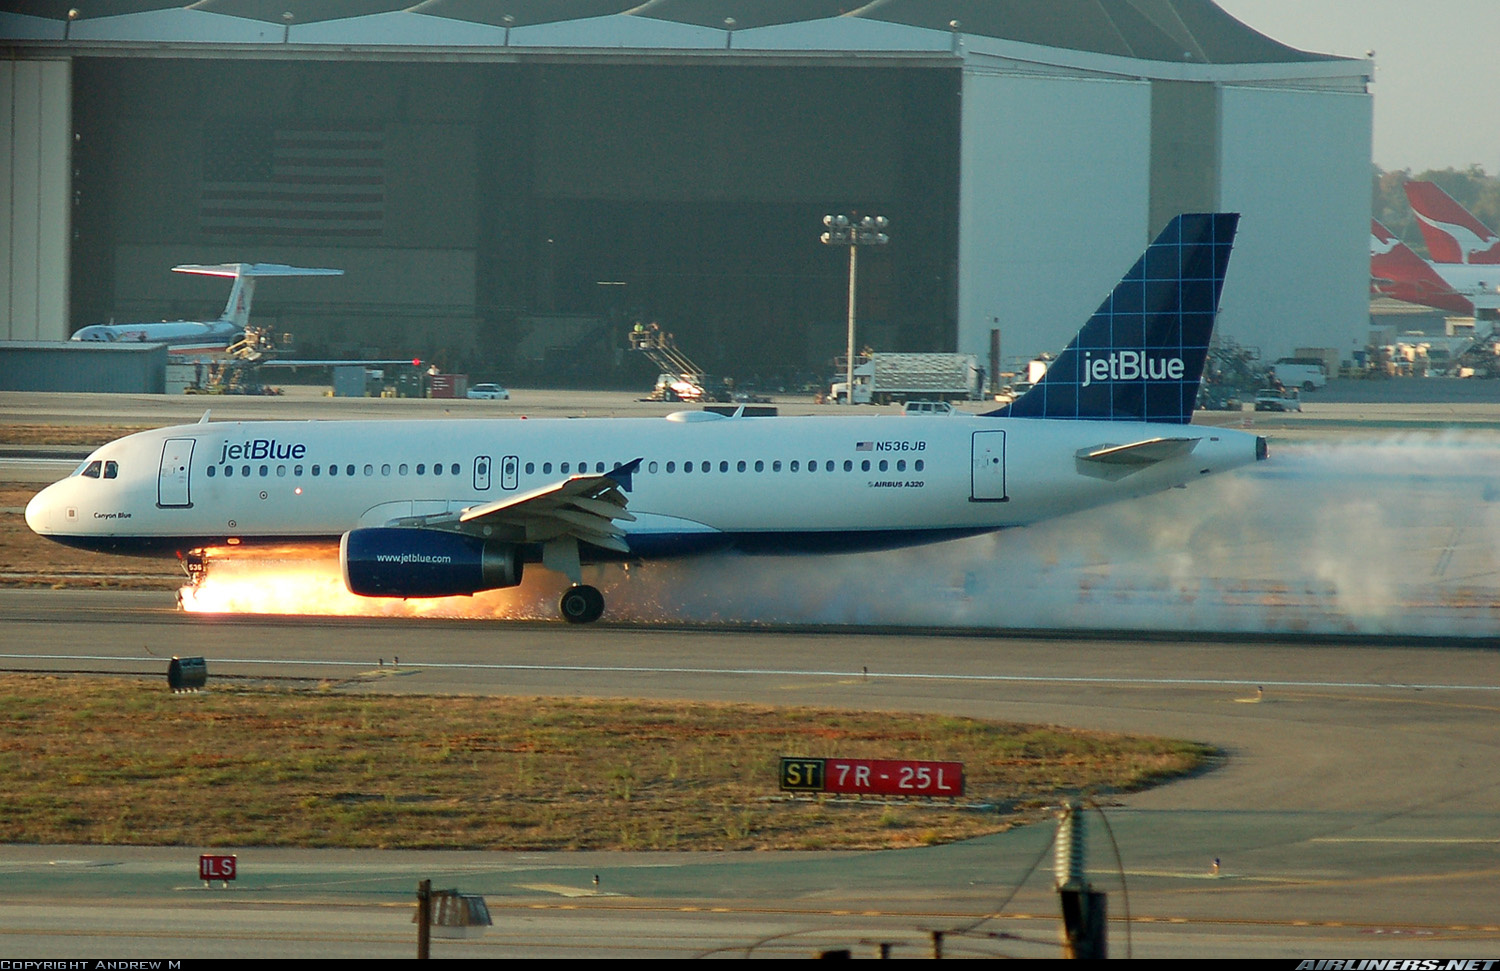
top-left (1075, 437), bottom-right (1199, 465)
top-left (172, 264), bottom-right (345, 278)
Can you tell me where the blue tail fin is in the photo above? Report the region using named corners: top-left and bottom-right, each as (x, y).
top-left (987, 212), bottom-right (1239, 424)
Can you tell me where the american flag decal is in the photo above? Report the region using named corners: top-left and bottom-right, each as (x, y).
top-left (201, 122), bottom-right (385, 238)
top-left (855, 441), bottom-right (873, 451)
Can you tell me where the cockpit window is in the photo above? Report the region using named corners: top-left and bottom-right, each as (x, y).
top-left (103, 461), bottom-right (118, 479)
top-left (81, 460), bottom-right (102, 479)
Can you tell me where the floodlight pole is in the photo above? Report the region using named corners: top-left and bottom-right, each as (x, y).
top-left (846, 243), bottom-right (858, 404)
top-left (821, 214), bottom-right (889, 404)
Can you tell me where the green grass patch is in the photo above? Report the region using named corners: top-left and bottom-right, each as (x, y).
top-left (0, 674), bottom-right (1214, 850)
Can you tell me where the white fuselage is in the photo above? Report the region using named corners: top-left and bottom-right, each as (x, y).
top-left (1428, 263), bottom-right (1500, 309)
top-left (27, 412), bottom-right (1262, 558)
top-left (69, 320), bottom-right (241, 356)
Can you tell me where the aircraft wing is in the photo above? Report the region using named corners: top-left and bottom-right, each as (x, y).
top-left (394, 460), bottom-right (641, 554)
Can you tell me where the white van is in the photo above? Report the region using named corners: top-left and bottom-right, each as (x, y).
top-left (1270, 358), bottom-right (1327, 391)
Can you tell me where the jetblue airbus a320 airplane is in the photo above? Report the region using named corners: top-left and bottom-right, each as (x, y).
top-left (28, 214), bottom-right (1266, 624)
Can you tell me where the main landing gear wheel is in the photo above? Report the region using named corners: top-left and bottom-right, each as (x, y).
top-left (559, 584), bottom-right (605, 624)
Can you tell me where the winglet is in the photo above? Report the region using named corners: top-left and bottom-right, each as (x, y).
top-left (605, 458), bottom-right (644, 493)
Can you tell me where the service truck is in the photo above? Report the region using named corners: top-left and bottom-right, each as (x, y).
top-left (830, 353), bottom-right (981, 405)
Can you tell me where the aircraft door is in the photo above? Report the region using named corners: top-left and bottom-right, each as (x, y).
top-left (473, 455), bottom-right (492, 491)
top-left (500, 455), bottom-right (519, 491)
top-left (158, 438), bottom-right (195, 508)
top-left (970, 431), bottom-right (1008, 502)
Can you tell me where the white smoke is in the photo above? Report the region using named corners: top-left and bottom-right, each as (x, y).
top-left (183, 436), bottom-right (1500, 637)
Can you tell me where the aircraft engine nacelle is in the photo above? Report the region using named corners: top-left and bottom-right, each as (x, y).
top-left (340, 527), bottom-right (523, 598)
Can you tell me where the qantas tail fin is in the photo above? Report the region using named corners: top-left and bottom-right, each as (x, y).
top-left (172, 263), bottom-right (345, 330)
top-left (1369, 219), bottom-right (1474, 315)
top-left (985, 212), bottom-right (1238, 425)
top-left (1403, 181), bottom-right (1500, 265)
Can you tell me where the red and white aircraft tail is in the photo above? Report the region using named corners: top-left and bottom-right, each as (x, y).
top-left (172, 263), bottom-right (345, 332)
top-left (1403, 181), bottom-right (1500, 265)
top-left (1369, 219), bottom-right (1474, 315)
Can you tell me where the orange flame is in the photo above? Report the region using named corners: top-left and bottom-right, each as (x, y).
top-left (177, 544), bottom-right (549, 619)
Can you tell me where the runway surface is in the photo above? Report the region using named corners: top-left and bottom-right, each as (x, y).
top-left (1, 589), bottom-right (1498, 959)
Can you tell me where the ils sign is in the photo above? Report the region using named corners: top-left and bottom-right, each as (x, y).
top-left (199, 854), bottom-right (237, 882)
top-left (780, 757), bottom-right (964, 797)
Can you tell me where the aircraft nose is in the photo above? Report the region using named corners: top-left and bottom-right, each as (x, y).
top-left (25, 485), bottom-right (54, 535)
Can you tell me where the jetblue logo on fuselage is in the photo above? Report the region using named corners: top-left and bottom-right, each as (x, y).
top-left (1080, 350), bottom-right (1186, 388)
top-left (219, 439), bottom-right (307, 462)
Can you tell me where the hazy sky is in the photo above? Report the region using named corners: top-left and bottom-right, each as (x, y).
top-left (1213, 0), bottom-right (1499, 174)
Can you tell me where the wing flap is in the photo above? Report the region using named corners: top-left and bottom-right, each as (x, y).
top-left (571, 496), bottom-right (636, 520)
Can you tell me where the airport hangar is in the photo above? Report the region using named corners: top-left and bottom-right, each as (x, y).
top-left (2, 0), bottom-right (1371, 385)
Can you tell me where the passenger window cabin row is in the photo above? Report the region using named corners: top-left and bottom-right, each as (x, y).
top-left (523, 459), bottom-right (924, 475)
top-left (202, 457), bottom-right (926, 481)
top-left (206, 462), bottom-right (463, 479)
top-left (626, 458), bottom-right (923, 475)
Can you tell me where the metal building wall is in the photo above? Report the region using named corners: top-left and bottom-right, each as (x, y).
top-left (1217, 84), bottom-right (1372, 362)
top-left (1149, 80), bottom-right (1220, 232)
top-left (1, 59), bottom-right (70, 341)
top-left (0, 342), bottom-right (166, 393)
top-left (957, 70), bottom-right (1152, 366)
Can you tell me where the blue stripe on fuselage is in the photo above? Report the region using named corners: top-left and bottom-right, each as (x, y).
top-left (46, 527), bottom-right (1001, 561)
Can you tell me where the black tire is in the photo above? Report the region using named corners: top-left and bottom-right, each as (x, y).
top-left (560, 584), bottom-right (605, 624)
top-left (1302, 381), bottom-right (1316, 392)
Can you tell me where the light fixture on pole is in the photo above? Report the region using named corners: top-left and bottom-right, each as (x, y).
top-left (821, 213), bottom-right (889, 404)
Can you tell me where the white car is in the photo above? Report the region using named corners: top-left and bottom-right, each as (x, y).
top-left (1253, 388), bottom-right (1301, 412)
top-left (466, 383), bottom-right (510, 400)
top-left (902, 400), bottom-right (958, 416)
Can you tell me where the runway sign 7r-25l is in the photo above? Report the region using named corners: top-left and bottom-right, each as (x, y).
top-left (779, 757), bottom-right (964, 797)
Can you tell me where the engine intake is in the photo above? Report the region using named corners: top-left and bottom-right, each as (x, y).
top-left (341, 527), bottom-right (523, 598)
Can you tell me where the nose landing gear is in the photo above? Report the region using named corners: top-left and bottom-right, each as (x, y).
top-left (179, 549), bottom-right (207, 586)
top-left (559, 584), bottom-right (605, 624)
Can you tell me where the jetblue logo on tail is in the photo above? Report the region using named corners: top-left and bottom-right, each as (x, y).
top-left (1080, 350), bottom-right (1185, 387)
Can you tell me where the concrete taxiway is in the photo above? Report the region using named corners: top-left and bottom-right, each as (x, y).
top-left (0, 589), bottom-right (1497, 958)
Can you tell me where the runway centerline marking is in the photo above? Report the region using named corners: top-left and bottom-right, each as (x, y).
top-left (3, 654), bottom-right (1500, 693)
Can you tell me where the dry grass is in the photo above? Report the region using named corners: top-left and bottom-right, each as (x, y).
top-left (0, 674), bottom-right (1213, 850)
top-left (0, 424), bottom-right (152, 447)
